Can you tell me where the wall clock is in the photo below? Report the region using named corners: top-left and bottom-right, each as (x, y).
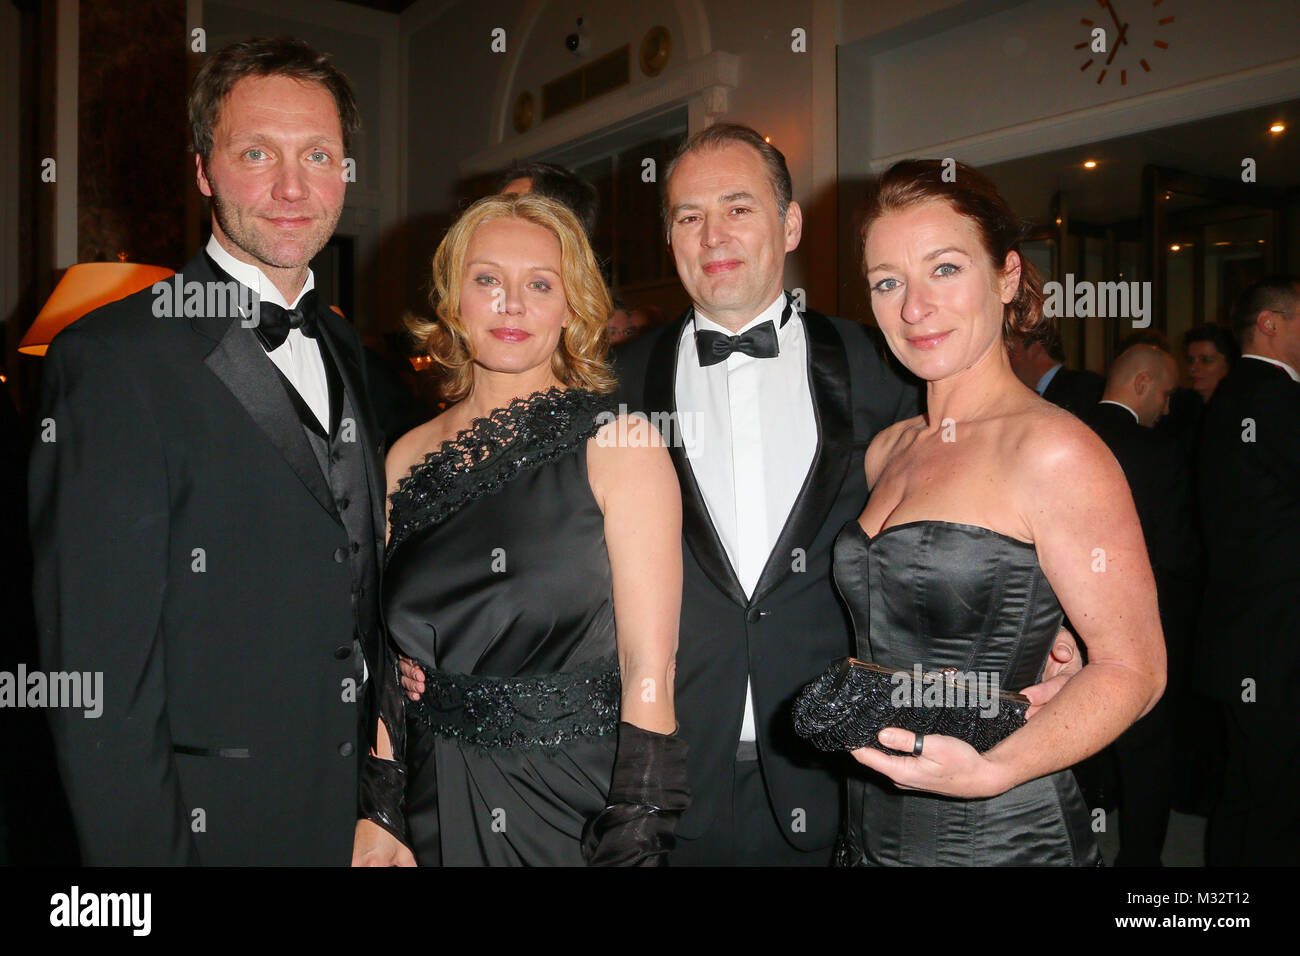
top-left (1076, 0), bottom-right (1175, 86)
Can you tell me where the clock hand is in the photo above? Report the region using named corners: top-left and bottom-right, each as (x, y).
top-left (1105, 22), bottom-right (1130, 65)
top-left (1104, 0), bottom-right (1130, 47)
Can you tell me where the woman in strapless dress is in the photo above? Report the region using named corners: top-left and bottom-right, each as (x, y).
top-left (838, 159), bottom-right (1166, 866)
top-left (351, 192), bottom-right (686, 866)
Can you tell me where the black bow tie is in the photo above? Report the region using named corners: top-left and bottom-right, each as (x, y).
top-left (251, 290), bottom-right (320, 352)
top-left (695, 320), bottom-right (780, 367)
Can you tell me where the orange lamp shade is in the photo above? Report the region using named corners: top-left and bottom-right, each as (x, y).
top-left (19, 262), bottom-right (176, 356)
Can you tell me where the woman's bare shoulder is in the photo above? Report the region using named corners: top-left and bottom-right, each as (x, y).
top-left (865, 414), bottom-right (924, 486)
top-left (1005, 399), bottom-right (1121, 494)
top-left (385, 411), bottom-right (452, 485)
top-left (586, 412), bottom-right (677, 509)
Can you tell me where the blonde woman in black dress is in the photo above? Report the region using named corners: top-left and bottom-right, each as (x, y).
top-left (353, 193), bottom-right (685, 866)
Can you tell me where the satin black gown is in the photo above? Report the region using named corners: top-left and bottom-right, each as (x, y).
top-left (836, 519), bottom-right (1101, 866)
top-left (382, 387), bottom-right (621, 866)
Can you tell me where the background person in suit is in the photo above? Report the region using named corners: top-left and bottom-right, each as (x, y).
top-left (1084, 344), bottom-right (1199, 865)
top-left (1196, 274), bottom-right (1300, 866)
top-left (1007, 325), bottom-right (1104, 417)
top-left (28, 37), bottom-right (400, 865)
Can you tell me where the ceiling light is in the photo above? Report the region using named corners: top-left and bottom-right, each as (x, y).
top-left (1083, 160), bottom-right (1097, 168)
top-left (1269, 123), bottom-right (1285, 133)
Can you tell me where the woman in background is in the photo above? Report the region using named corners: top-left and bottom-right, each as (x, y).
top-left (1184, 323), bottom-right (1239, 403)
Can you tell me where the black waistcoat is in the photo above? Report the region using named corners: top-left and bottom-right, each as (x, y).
top-left (272, 339), bottom-right (381, 684)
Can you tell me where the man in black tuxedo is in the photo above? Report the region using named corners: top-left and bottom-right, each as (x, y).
top-left (608, 125), bottom-right (913, 864)
top-left (1083, 345), bottom-right (1198, 864)
top-left (1196, 275), bottom-right (1300, 865)
top-left (1007, 326), bottom-right (1104, 417)
top-left (29, 38), bottom-right (406, 865)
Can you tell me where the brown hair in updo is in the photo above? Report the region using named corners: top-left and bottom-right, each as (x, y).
top-left (857, 159), bottom-right (1049, 339)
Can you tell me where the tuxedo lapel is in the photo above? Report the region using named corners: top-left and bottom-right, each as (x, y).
top-left (647, 311), bottom-right (747, 607)
top-left (315, 306), bottom-right (366, 441)
top-left (751, 309), bottom-right (854, 605)
top-left (186, 252), bottom-right (341, 524)
top-left (203, 318), bottom-right (341, 523)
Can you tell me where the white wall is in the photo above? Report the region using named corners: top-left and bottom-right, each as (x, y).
top-left (863, 0), bottom-right (1300, 166)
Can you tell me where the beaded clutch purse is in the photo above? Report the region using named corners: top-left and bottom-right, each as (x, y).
top-left (792, 657), bottom-right (1030, 755)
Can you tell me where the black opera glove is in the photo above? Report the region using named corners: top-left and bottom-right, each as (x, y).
top-left (358, 754), bottom-right (408, 845)
top-left (581, 721), bottom-right (690, 866)
top-left (358, 655), bottom-right (410, 846)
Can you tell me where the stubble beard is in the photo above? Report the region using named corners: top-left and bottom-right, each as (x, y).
top-left (210, 189), bottom-right (341, 273)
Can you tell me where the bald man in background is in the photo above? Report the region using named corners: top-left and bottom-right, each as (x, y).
top-left (1084, 345), bottom-right (1199, 865)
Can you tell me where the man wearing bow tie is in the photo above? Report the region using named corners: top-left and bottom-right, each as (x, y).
top-left (29, 38), bottom-right (404, 865)
top-left (598, 124), bottom-right (913, 864)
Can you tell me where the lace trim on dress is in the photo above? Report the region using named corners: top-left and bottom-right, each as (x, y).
top-left (386, 386), bottom-right (618, 554)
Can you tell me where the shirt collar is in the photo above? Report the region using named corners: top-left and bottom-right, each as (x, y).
top-left (1098, 399), bottom-right (1140, 424)
top-left (692, 291), bottom-right (791, 338)
top-left (1241, 353), bottom-right (1300, 383)
top-left (205, 234), bottom-right (314, 310)
top-left (1035, 362), bottom-right (1063, 395)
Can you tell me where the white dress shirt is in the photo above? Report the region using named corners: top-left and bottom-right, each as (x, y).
top-left (1241, 353), bottom-right (1300, 383)
top-left (206, 236), bottom-right (330, 431)
top-left (675, 292), bottom-right (818, 742)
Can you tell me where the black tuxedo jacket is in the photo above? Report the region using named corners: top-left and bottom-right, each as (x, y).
top-left (1042, 366), bottom-right (1105, 418)
top-left (613, 307), bottom-right (919, 850)
top-left (29, 250), bottom-right (389, 864)
top-left (1083, 402), bottom-right (1199, 582)
top-left (1083, 402), bottom-right (1200, 707)
top-left (1194, 357), bottom-right (1300, 706)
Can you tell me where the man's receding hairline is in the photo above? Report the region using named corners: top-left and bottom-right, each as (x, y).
top-left (666, 139), bottom-right (786, 214)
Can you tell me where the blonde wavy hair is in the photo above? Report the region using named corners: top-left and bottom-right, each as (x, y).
top-left (408, 192), bottom-right (616, 401)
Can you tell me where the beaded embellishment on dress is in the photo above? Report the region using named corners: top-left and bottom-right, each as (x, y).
top-left (407, 653), bottom-right (621, 750)
top-left (386, 387), bottom-right (618, 554)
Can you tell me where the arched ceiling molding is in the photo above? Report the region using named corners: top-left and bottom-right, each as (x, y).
top-left (472, 0), bottom-right (724, 174)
